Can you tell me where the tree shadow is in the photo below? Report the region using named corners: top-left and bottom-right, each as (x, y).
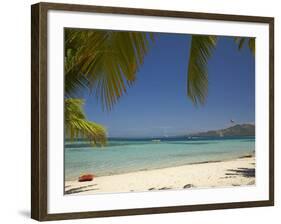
top-left (225, 168), bottom-right (255, 178)
top-left (65, 184), bottom-right (98, 194)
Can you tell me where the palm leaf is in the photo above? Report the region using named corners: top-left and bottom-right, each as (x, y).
top-left (248, 38), bottom-right (255, 55)
top-left (64, 98), bottom-right (107, 146)
top-left (187, 35), bottom-right (217, 105)
top-left (64, 48), bottom-right (90, 96)
top-left (65, 29), bottom-right (154, 110)
top-left (234, 37), bottom-right (255, 55)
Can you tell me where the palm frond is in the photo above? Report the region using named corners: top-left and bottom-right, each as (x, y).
top-left (65, 29), bottom-right (154, 110)
top-left (64, 48), bottom-right (90, 96)
top-left (187, 35), bottom-right (217, 105)
top-left (234, 37), bottom-right (255, 55)
top-left (248, 38), bottom-right (255, 55)
top-left (64, 98), bottom-right (107, 146)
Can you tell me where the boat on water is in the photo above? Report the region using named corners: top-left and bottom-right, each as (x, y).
top-left (152, 139), bottom-right (161, 143)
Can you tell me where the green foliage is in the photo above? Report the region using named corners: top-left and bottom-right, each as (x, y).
top-left (187, 35), bottom-right (217, 105)
top-left (187, 36), bottom-right (254, 105)
top-left (65, 29), bottom-right (154, 111)
top-left (64, 98), bottom-right (107, 146)
top-left (63, 29), bottom-right (255, 144)
top-left (64, 29), bottom-right (153, 144)
top-left (234, 37), bottom-right (255, 55)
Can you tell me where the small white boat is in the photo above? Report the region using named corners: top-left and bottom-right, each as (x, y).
top-left (152, 139), bottom-right (161, 143)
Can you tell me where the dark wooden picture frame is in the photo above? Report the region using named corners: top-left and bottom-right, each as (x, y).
top-left (31, 2), bottom-right (274, 221)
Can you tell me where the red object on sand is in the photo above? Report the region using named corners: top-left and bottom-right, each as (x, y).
top-left (78, 174), bottom-right (95, 182)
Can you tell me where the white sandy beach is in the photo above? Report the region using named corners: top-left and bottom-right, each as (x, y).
top-left (65, 156), bottom-right (255, 195)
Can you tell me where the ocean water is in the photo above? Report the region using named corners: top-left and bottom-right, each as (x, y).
top-left (64, 137), bottom-right (255, 181)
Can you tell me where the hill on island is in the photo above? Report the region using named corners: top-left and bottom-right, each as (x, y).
top-left (189, 124), bottom-right (255, 137)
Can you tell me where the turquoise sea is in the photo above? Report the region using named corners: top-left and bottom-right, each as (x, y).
top-left (64, 136), bottom-right (255, 181)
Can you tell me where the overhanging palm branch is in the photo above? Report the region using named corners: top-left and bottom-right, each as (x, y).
top-left (65, 29), bottom-right (154, 110)
top-left (187, 35), bottom-right (217, 105)
top-left (234, 37), bottom-right (255, 55)
top-left (65, 48), bottom-right (90, 95)
top-left (187, 35), bottom-right (254, 105)
top-left (65, 98), bottom-right (107, 146)
top-left (64, 30), bottom-right (255, 144)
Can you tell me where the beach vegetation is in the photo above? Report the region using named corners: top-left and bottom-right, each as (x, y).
top-left (64, 29), bottom-right (255, 144)
top-left (64, 29), bottom-right (153, 143)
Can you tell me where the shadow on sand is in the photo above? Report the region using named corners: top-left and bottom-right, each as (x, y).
top-left (65, 184), bottom-right (99, 194)
top-left (225, 168), bottom-right (255, 178)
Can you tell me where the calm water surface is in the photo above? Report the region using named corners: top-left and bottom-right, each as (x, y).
top-left (64, 136), bottom-right (255, 180)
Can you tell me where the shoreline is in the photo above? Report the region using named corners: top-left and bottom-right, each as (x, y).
top-left (65, 153), bottom-right (255, 181)
top-left (65, 155), bottom-right (255, 195)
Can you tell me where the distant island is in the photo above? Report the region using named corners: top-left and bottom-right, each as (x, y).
top-left (189, 124), bottom-right (255, 137)
top-left (66, 124), bottom-right (255, 141)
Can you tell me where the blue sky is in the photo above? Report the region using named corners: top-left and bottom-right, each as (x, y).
top-left (82, 33), bottom-right (255, 138)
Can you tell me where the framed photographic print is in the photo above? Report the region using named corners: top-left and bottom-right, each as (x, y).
top-left (31, 2), bottom-right (274, 221)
